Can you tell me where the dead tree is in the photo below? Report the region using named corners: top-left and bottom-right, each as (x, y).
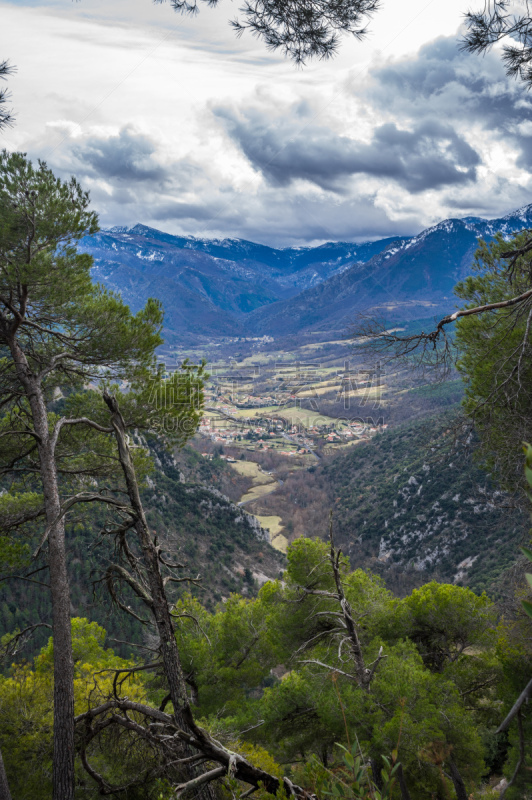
top-left (102, 391), bottom-right (192, 725)
top-left (496, 677), bottom-right (532, 799)
top-left (296, 515), bottom-right (386, 691)
top-left (76, 695), bottom-right (312, 797)
top-left (76, 391), bottom-right (313, 799)
top-left (285, 517), bottom-right (413, 797)
top-left (0, 751), bottom-right (11, 800)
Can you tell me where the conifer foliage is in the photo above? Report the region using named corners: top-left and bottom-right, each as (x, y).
top-left (0, 150), bottom-right (164, 800)
top-left (159, 0), bottom-right (379, 62)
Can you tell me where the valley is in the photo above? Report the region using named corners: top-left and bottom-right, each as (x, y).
top-left (73, 207), bottom-right (532, 598)
top-left (172, 335), bottom-right (400, 552)
top-left (6, 8), bottom-right (532, 795)
top-left (80, 204), bottom-right (532, 344)
top-left (162, 332), bottom-right (522, 595)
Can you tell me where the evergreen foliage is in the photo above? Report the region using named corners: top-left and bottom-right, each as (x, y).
top-left (455, 232), bottom-right (532, 500)
top-left (160, 0), bottom-right (379, 63)
top-left (3, 532), bottom-right (527, 798)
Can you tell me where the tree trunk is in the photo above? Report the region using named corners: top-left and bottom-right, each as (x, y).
top-left (103, 393), bottom-right (217, 800)
top-left (370, 758), bottom-right (383, 791)
top-left (103, 393), bottom-right (189, 714)
top-left (10, 340), bottom-right (75, 800)
top-left (328, 522), bottom-right (368, 687)
top-left (449, 760), bottom-right (468, 800)
top-left (396, 764), bottom-right (412, 800)
top-left (0, 746), bottom-right (12, 800)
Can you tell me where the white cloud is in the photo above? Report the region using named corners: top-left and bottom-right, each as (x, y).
top-left (1, 0), bottom-right (531, 245)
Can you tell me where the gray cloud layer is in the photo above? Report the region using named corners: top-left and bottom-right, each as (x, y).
top-left (36, 33), bottom-right (532, 245)
top-left (366, 37), bottom-right (532, 169)
top-left (214, 106), bottom-right (480, 193)
top-left (74, 126), bottom-right (168, 183)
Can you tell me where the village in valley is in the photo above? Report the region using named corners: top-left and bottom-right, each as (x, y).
top-left (158, 338), bottom-right (389, 552)
top-left (198, 408), bottom-right (385, 455)
top-left (185, 338), bottom-right (388, 458)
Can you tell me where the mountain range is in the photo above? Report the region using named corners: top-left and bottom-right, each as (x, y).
top-left (80, 205), bottom-right (532, 342)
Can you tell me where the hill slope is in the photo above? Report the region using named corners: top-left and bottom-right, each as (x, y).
top-left (80, 225), bottom-right (400, 342)
top-left (248, 206), bottom-right (532, 335)
top-left (250, 409), bottom-right (528, 596)
top-left (325, 415), bottom-right (528, 595)
top-left (0, 444), bottom-right (283, 657)
top-left (80, 206), bottom-right (532, 341)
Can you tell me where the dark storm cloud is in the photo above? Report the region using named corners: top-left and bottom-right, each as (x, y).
top-left (365, 36), bottom-right (532, 168)
top-left (149, 190), bottom-right (416, 245)
top-left (214, 105), bottom-right (480, 192)
top-left (40, 121), bottom-right (423, 245)
top-left (73, 126), bottom-right (168, 183)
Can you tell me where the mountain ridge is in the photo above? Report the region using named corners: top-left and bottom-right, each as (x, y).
top-left (80, 204), bottom-right (532, 341)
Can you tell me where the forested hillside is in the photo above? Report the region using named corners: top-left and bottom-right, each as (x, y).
top-left (252, 413), bottom-right (528, 595)
top-left (80, 206), bottom-right (532, 341)
top-left (0, 443), bottom-right (282, 658)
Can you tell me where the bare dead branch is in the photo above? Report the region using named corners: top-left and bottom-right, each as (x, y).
top-left (499, 710), bottom-right (526, 799)
top-left (75, 698), bottom-right (313, 799)
top-left (352, 283), bottom-right (532, 375)
top-left (163, 574), bottom-right (202, 587)
top-left (174, 766), bottom-right (227, 797)
top-left (298, 659), bottom-right (358, 680)
top-left (0, 622), bottom-right (52, 662)
top-left (496, 676), bottom-right (532, 733)
top-left (107, 638), bottom-right (158, 653)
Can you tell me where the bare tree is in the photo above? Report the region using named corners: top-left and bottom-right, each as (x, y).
top-left (494, 677), bottom-right (532, 799)
top-left (295, 515), bottom-right (386, 691)
top-left (0, 751), bottom-right (11, 800)
top-left (75, 391), bottom-right (313, 799)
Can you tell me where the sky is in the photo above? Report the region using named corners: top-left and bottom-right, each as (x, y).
top-left (2, 0), bottom-right (532, 246)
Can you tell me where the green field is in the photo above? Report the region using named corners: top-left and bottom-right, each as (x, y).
top-left (255, 515), bottom-right (288, 553)
top-left (229, 460), bottom-right (272, 483)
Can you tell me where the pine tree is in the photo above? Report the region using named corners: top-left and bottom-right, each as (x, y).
top-left (0, 150), bottom-right (164, 800)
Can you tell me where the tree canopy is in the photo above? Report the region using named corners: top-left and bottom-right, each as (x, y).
top-left (160, 0), bottom-right (532, 76)
top-left (454, 232), bottom-right (532, 497)
top-left (3, 531), bottom-right (525, 799)
top-left (157, 0), bottom-right (380, 62)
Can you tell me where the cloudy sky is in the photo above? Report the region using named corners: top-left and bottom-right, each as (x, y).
top-left (2, 0), bottom-right (532, 245)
